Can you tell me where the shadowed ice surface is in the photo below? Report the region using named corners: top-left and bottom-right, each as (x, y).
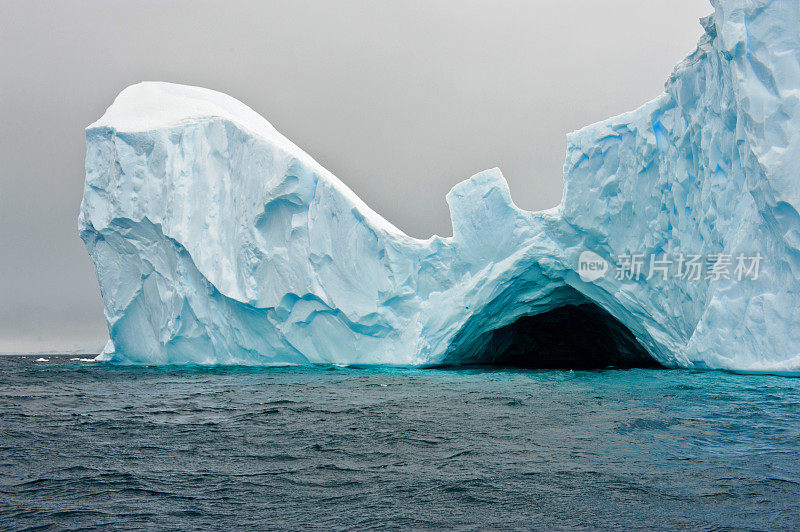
top-left (1, 355), bottom-right (799, 529)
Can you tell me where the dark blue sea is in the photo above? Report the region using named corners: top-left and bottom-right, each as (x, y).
top-left (1, 355), bottom-right (799, 530)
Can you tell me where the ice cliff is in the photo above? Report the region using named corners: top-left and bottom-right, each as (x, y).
top-left (80, 0), bottom-right (800, 371)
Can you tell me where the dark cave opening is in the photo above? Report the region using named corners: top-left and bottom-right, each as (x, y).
top-left (466, 303), bottom-right (662, 370)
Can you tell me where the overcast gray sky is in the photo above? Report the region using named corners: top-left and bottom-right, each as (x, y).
top-left (0, 0), bottom-right (710, 353)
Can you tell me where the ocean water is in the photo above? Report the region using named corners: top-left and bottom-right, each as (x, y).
top-left (1, 356), bottom-right (798, 530)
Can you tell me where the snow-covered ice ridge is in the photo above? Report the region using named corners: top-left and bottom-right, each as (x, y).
top-left (80, 0), bottom-right (800, 370)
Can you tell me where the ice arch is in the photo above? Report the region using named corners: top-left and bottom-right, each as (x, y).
top-left (440, 295), bottom-right (659, 369)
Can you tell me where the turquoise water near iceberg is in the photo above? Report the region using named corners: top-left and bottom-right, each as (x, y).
top-left (1, 355), bottom-right (798, 529)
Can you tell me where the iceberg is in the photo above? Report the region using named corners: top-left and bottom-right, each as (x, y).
top-left (80, 0), bottom-right (800, 371)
